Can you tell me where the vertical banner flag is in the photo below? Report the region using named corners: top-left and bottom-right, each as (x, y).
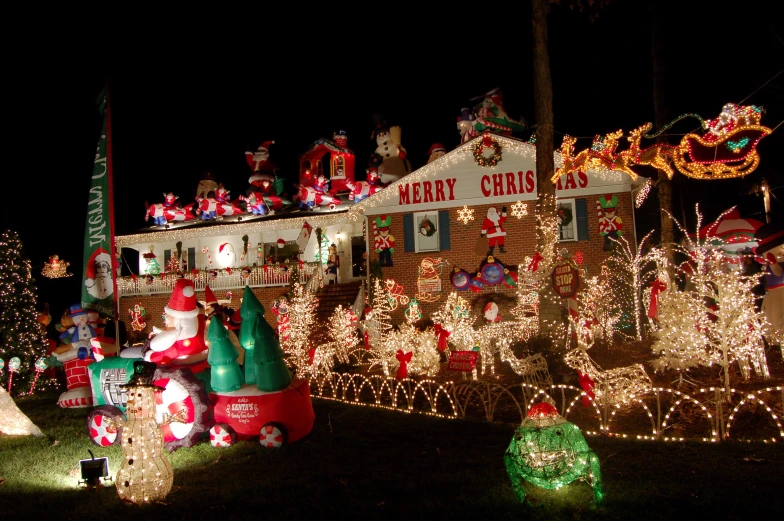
top-left (81, 86), bottom-right (117, 318)
top-left (296, 221), bottom-right (313, 255)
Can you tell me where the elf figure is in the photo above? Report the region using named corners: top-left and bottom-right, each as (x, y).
top-left (374, 215), bottom-right (395, 267)
top-left (597, 195), bottom-right (623, 251)
top-left (481, 206), bottom-right (507, 256)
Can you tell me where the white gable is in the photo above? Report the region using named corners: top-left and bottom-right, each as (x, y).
top-left (352, 135), bottom-right (634, 216)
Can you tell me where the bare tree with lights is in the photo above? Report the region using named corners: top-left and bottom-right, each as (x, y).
top-left (283, 282), bottom-right (318, 376)
top-left (364, 278), bottom-right (395, 377)
top-left (651, 207), bottom-right (770, 393)
top-left (606, 231), bottom-right (659, 341)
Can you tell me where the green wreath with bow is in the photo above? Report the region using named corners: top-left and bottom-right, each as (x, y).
top-left (473, 136), bottom-right (503, 167)
top-left (557, 205), bottom-right (573, 227)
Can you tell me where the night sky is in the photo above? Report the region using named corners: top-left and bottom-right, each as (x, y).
top-left (5, 0), bottom-right (783, 319)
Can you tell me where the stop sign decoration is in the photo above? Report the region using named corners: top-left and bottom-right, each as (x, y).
top-left (551, 260), bottom-right (579, 298)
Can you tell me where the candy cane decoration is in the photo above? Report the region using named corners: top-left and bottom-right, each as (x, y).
top-left (202, 246), bottom-right (211, 267)
top-left (7, 357), bottom-right (21, 394)
top-left (28, 358), bottom-right (47, 395)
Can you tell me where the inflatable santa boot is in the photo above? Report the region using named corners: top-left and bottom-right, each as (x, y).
top-left (146, 279), bottom-right (209, 374)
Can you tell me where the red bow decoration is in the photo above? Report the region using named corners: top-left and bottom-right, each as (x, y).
top-left (647, 279), bottom-right (667, 319)
top-left (191, 268), bottom-right (199, 276)
top-left (131, 273), bottom-right (137, 283)
top-left (298, 259), bottom-right (304, 270)
top-left (529, 251), bottom-right (543, 272)
top-left (363, 330), bottom-right (371, 351)
top-left (226, 267), bottom-right (233, 275)
top-left (308, 347), bottom-right (316, 366)
top-left (396, 350), bottom-right (413, 380)
top-left (432, 324), bottom-right (451, 352)
top-left (577, 371), bottom-right (595, 407)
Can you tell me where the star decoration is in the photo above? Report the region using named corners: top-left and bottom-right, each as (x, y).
top-left (511, 201), bottom-right (528, 219)
top-left (457, 205), bottom-right (475, 224)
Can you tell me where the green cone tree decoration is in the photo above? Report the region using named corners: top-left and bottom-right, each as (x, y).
top-left (253, 314), bottom-right (292, 392)
top-left (207, 315), bottom-right (244, 392)
top-left (239, 285), bottom-right (265, 385)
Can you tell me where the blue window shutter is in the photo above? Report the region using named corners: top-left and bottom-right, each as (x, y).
top-left (188, 247), bottom-right (196, 270)
top-left (403, 213), bottom-right (414, 252)
top-left (439, 210), bottom-right (451, 251)
top-left (576, 198), bottom-right (589, 241)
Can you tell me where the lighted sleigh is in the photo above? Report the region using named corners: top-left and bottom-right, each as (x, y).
top-left (674, 125), bottom-right (771, 180)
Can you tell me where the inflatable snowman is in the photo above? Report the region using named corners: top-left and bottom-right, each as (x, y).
top-left (371, 126), bottom-right (411, 185)
top-left (145, 279), bottom-right (209, 373)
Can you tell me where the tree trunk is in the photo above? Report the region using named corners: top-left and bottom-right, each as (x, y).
top-left (532, 0), bottom-right (562, 332)
top-left (650, 2), bottom-right (674, 266)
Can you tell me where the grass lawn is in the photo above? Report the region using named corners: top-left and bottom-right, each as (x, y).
top-left (1, 390), bottom-right (782, 521)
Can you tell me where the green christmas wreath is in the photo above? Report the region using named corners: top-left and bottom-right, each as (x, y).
top-left (557, 205), bottom-right (573, 227)
top-left (473, 136), bottom-right (503, 167)
top-left (419, 215), bottom-right (437, 237)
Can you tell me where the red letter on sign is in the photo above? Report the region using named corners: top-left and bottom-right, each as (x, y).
top-left (398, 184), bottom-right (410, 205)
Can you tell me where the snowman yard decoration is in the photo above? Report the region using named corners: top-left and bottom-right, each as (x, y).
top-left (116, 360), bottom-right (174, 504)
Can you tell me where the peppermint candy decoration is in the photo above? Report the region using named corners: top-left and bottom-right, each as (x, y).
top-left (210, 424), bottom-right (237, 448)
top-left (8, 357), bottom-right (21, 372)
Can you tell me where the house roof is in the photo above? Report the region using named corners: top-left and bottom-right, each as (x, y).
top-left (301, 138), bottom-right (353, 157)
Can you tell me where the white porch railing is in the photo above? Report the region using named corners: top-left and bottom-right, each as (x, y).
top-left (116, 263), bottom-right (320, 297)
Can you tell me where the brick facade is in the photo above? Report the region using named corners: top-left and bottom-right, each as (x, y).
top-left (368, 193), bottom-right (636, 326)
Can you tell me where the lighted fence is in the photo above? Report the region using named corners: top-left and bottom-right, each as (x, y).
top-left (309, 373), bottom-right (784, 443)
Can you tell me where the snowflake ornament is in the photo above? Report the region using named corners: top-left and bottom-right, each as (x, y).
top-left (457, 205), bottom-right (475, 224)
top-left (511, 201), bottom-right (528, 219)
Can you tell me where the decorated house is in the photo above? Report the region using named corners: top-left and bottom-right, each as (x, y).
top-left (115, 131), bottom-right (637, 332)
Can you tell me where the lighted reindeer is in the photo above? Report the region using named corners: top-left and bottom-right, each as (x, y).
top-left (619, 122), bottom-right (677, 179)
top-left (553, 130), bottom-right (639, 184)
top-left (563, 335), bottom-right (652, 408)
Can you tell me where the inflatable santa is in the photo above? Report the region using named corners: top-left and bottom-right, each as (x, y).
top-left (145, 279), bottom-right (209, 373)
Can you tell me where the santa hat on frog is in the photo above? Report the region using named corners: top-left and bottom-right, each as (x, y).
top-left (165, 279), bottom-right (200, 319)
top-left (85, 248), bottom-right (112, 286)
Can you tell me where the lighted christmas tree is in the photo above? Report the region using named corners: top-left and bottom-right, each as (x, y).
top-left (253, 314), bottom-right (292, 392)
top-left (207, 316), bottom-right (244, 392)
top-left (652, 207), bottom-right (770, 392)
top-left (284, 282), bottom-right (318, 376)
top-left (143, 245), bottom-right (161, 276)
top-left (239, 285), bottom-right (265, 385)
top-left (0, 230), bottom-right (48, 395)
top-left (165, 253), bottom-right (180, 274)
top-left (364, 278), bottom-right (395, 377)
